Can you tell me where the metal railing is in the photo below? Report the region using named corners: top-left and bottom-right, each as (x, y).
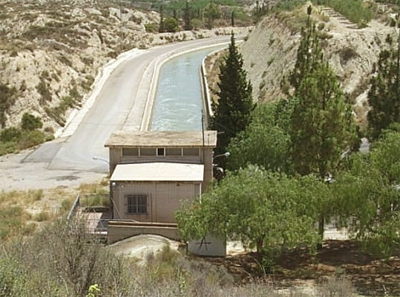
top-left (67, 194), bottom-right (80, 221)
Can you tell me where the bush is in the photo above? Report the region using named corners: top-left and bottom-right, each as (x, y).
top-left (21, 113), bottom-right (43, 131)
top-left (36, 79), bottom-right (52, 103)
top-left (163, 17), bottom-right (179, 32)
top-left (17, 130), bottom-right (46, 150)
top-left (144, 22), bottom-right (159, 33)
top-left (0, 127), bottom-right (21, 142)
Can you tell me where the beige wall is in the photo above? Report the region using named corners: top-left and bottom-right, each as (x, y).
top-left (112, 181), bottom-right (201, 223)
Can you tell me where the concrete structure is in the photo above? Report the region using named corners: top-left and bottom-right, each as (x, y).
top-left (107, 221), bottom-right (180, 244)
top-left (105, 130), bottom-right (217, 223)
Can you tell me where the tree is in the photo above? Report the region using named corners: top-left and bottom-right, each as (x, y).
top-left (209, 34), bottom-right (255, 165)
top-left (226, 101), bottom-right (293, 174)
top-left (183, 1), bottom-right (192, 30)
top-left (367, 34), bottom-right (400, 140)
top-left (204, 2), bottom-right (221, 29)
top-left (333, 130), bottom-right (400, 257)
top-left (289, 12), bottom-right (357, 180)
top-left (176, 166), bottom-right (322, 260)
top-left (159, 6), bottom-right (165, 33)
top-left (288, 9), bottom-right (358, 241)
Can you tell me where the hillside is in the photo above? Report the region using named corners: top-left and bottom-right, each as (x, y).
top-left (241, 2), bottom-right (396, 126)
top-left (0, 0), bottom-right (245, 135)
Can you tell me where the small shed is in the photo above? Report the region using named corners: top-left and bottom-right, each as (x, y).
top-left (110, 162), bottom-right (204, 222)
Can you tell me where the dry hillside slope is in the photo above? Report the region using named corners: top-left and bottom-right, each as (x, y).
top-left (241, 3), bottom-right (396, 126)
top-left (0, 0), bottom-right (246, 134)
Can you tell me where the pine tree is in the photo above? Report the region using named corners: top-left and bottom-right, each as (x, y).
top-left (289, 7), bottom-right (356, 180)
top-left (210, 34), bottom-right (255, 164)
top-left (367, 34), bottom-right (400, 140)
top-left (289, 8), bottom-right (357, 241)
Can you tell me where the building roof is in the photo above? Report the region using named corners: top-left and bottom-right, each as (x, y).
top-left (110, 162), bottom-right (204, 182)
top-left (105, 130), bottom-right (217, 148)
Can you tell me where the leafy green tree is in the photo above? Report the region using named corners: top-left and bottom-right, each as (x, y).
top-left (367, 34), bottom-right (400, 140)
top-left (227, 101), bottom-right (292, 174)
top-left (209, 34), bottom-right (255, 165)
top-left (333, 130), bottom-right (400, 257)
top-left (204, 2), bottom-right (221, 29)
top-left (176, 165), bottom-right (322, 259)
top-left (183, 1), bottom-right (192, 30)
top-left (21, 112), bottom-right (43, 131)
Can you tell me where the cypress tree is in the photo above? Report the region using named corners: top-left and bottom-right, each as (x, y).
top-left (210, 34), bottom-right (255, 165)
top-left (159, 6), bottom-right (164, 33)
top-left (183, 1), bottom-right (192, 31)
top-left (367, 34), bottom-right (400, 140)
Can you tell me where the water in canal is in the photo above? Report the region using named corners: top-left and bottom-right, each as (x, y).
top-left (150, 45), bottom-right (226, 131)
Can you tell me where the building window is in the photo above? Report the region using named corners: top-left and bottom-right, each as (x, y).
top-left (183, 148), bottom-right (200, 156)
top-left (126, 194), bottom-right (147, 214)
top-left (157, 148), bottom-right (165, 156)
top-left (166, 148), bottom-right (182, 156)
top-left (122, 148), bottom-right (138, 156)
top-left (140, 148), bottom-right (156, 156)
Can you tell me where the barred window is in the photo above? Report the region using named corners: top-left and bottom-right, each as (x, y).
top-left (126, 194), bottom-right (147, 214)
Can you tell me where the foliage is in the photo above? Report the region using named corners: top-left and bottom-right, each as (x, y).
top-left (0, 123), bottom-right (49, 156)
top-left (163, 16), bottom-right (179, 33)
top-left (367, 34), bottom-right (400, 140)
top-left (21, 113), bottom-right (43, 131)
top-left (204, 2), bottom-right (221, 29)
top-left (144, 22), bottom-right (159, 33)
top-left (310, 0), bottom-right (374, 27)
top-left (36, 79), bottom-right (52, 103)
top-left (271, 0), bottom-right (374, 28)
top-left (0, 126), bottom-right (21, 142)
top-left (226, 101), bottom-right (293, 174)
top-left (289, 17), bottom-right (357, 179)
top-left (333, 130), bottom-right (400, 257)
top-left (0, 83), bottom-right (17, 127)
top-left (183, 1), bottom-right (192, 30)
top-left (177, 165), bottom-right (322, 257)
top-left (159, 6), bottom-right (165, 33)
top-left (209, 34), bottom-right (255, 166)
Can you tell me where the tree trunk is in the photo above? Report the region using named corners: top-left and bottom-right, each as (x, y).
top-left (317, 214), bottom-right (324, 250)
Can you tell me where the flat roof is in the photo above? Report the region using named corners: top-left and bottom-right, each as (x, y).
top-left (105, 130), bottom-right (217, 148)
top-left (110, 162), bottom-right (204, 182)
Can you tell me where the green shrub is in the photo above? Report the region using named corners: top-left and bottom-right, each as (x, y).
top-left (0, 127), bottom-right (21, 142)
top-left (0, 83), bottom-right (17, 126)
top-left (17, 130), bottom-right (46, 150)
top-left (163, 17), bottom-right (179, 32)
top-left (0, 141), bottom-right (17, 156)
top-left (144, 22), bottom-right (158, 33)
top-left (311, 0), bottom-right (374, 26)
top-left (21, 113), bottom-right (43, 131)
